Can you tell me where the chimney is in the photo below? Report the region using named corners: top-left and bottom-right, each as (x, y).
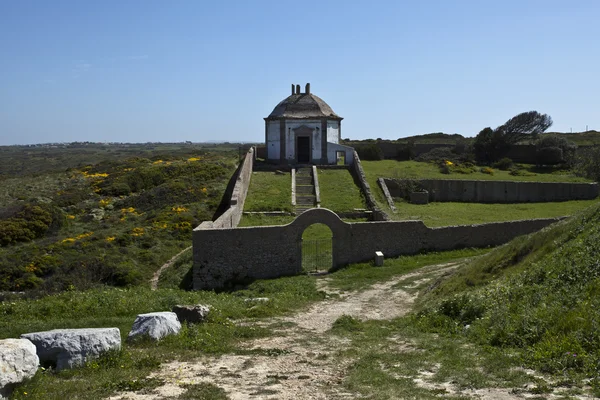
top-left (291, 84), bottom-right (295, 95)
top-left (296, 84), bottom-right (300, 94)
top-left (305, 83), bottom-right (310, 94)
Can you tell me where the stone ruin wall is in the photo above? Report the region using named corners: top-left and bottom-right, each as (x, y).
top-left (383, 178), bottom-right (599, 203)
top-left (193, 208), bottom-right (561, 291)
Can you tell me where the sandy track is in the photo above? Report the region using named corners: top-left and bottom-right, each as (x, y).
top-left (109, 263), bottom-right (458, 400)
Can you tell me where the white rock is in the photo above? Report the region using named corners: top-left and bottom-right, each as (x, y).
top-left (21, 328), bottom-right (121, 371)
top-left (127, 312), bottom-right (181, 341)
top-left (0, 339), bottom-right (39, 398)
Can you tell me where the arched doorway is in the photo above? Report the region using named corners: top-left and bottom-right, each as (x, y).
top-left (301, 223), bottom-right (333, 272)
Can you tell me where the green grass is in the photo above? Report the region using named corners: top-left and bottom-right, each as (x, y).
top-left (317, 168), bottom-right (366, 212)
top-left (328, 248), bottom-right (490, 292)
top-left (238, 214), bottom-right (295, 227)
top-left (1, 274), bottom-right (325, 399)
top-left (328, 315), bottom-right (568, 399)
top-left (414, 202), bottom-right (600, 387)
top-left (391, 199), bottom-right (598, 227)
top-left (362, 160), bottom-right (591, 183)
top-left (243, 171), bottom-right (292, 212)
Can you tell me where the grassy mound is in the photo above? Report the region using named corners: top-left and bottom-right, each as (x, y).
top-left (416, 202), bottom-right (600, 380)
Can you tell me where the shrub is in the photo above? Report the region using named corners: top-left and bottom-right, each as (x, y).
top-left (416, 147), bottom-right (456, 163)
top-left (535, 135), bottom-right (577, 166)
top-left (574, 146), bottom-right (600, 182)
top-left (536, 146), bottom-right (563, 165)
top-left (480, 167), bottom-right (494, 175)
top-left (355, 144), bottom-right (384, 161)
top-left (103, 182), bottom-right (131, 196)
top-left (493, 157), bottom-right (513, 171)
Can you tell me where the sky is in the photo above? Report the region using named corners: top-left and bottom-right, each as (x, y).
top-left (1, 0), bottom-right (599, 145)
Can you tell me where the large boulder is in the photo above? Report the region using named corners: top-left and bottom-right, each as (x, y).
top-left (21, 328), bottom-right (121, 371)
top-left (0, 339), bottom-right (39, 398)
top-left (172, 304), bottom-right (210, 324)
top-left (127, 312), bottom-right (181, 341)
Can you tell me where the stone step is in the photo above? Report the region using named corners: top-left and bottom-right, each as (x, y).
top-left (296, 196), bottom-right (315, 205)
top-left (296, 176), bottom-right (312, 184)
top-left (296, 185), bottom-right (314, 194)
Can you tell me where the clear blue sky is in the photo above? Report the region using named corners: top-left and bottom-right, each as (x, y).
top-left (1, 0), bottom-right (599, 145)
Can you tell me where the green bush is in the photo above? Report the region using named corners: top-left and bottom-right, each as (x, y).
top-left (574, 146), bottom-right (600, 182)
top-left (493, 157), bottom-right (513, 170)
top-left (355, 144), bottom-right (384, 161)
top-left (535, 135), bottom-right (576, 166)
top-left (536, 146), bottom-right (563, 165)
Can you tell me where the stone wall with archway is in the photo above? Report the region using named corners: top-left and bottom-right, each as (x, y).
top-left (193, 208), bottom-right (562, 290)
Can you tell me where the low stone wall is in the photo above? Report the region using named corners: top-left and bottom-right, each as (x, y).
top-left (377, 177), bottom-right (397, 212)
top-left (197, 148), bottom-right (254, 229)
top-left (383, 178), bottom-right (599, 203)
top-left (350, 151), bottom-right (389, 220)
top-left (193, 208), bottom-right (562, 291)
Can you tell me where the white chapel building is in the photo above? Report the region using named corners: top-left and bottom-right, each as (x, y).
top-left (264, 83), bottom-right (354, 165)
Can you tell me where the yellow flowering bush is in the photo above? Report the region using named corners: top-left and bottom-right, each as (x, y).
top-left (171, 206), bottom-right (188, 214)
top-left (187, 157), bottom-right (201, 162)
top-left (61, 232), bottom-right (93, 244)
top-left (131, 227), bottom-right (145, 237)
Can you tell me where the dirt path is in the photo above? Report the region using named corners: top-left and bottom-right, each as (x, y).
top-left (150, 246), bottom-right (191, 290)
top-left (110, 263), bottom-right (459, 400)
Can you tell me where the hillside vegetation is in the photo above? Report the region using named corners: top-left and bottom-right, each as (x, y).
top-left (416, 202), bottom-right (600, 383)
top-left (0, 144), bottom-right (238, 293)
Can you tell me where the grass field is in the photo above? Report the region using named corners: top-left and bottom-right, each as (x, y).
top-left (391, 199), bottom-right (599, 227)
top-left (317, 168), bottom-right (366, 212)
top-left (361, 160), bottom-right (590, 183)
top-left (243, 171), bottom-right (292, 212)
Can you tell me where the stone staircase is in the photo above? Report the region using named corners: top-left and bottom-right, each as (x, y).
top-left (295, 168), bottom-right (316, 214)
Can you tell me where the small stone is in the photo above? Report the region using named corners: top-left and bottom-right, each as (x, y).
top-left (172, 305), bottom-right (210, 324)
top-left (0, 339), bottom-right (39, 398)
top-left (128, 312), bottom-right (181, 341)
top-left (244, 298), bottom-right (270, 303)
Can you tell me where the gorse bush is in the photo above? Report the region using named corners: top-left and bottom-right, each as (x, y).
top-left (492, 157), bottom-right (513, 171)
top-left (0, 150), bottom-right (238, 292)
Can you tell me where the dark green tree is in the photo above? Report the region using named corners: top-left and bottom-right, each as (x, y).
top-left (474, 111), bottom-right (553, 162)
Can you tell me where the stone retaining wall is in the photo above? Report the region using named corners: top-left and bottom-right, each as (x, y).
top-left (197, 148), bottom-right (254, 229)
top-left (383, 178), bottom-right (599, 203)
top-left (193, 208), bottom-right (561, 290)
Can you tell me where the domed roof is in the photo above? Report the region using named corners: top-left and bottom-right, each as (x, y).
top-left (266, 85), bottom-right (342, 120)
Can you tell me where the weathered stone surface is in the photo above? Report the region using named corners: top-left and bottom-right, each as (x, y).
top-left (172, 305), bottom-right (210, 324)
top-left (193, 207), bottom-right (562, 291)
top-left (0, 339), bottom-right (39, 398)
top-left (20, 328), bottom-right (120, 371)
top-left (410, 191), bottom-right (429, 205)
top-left (128, 312), bottom-right (181, 341)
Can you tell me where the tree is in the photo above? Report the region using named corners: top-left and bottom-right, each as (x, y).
top-left (474, 111), bottom-right (553, 162)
